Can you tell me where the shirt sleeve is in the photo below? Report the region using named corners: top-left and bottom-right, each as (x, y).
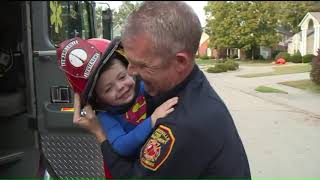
top-left (98, 112), bottom-right (153, 156)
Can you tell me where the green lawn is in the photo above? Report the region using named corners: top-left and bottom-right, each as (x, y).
top-left (239, 60), bottom-right (274, 67)
top-left (238, 64), bottom-right (311, 78)
top-left (279, 79), bottom-right (320, 94)
top-left (196, 58), bottom-right (275, 67)
top-left (195, 58), bottom-right (215, 66)
top-left (255, 86), bottom-right (288, 94)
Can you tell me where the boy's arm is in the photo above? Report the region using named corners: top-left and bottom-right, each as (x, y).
top-left (98, 113), bottom-right (152, 156)
top-left (99, 96), bottom-right (178, 156)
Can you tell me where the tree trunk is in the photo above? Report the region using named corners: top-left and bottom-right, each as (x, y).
top-left (251, 48), bottom-right (254, 60)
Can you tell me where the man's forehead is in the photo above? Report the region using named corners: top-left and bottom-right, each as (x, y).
top-left (123, 33), bottom-right (152, 51)
top-left (123, 43), bottom-right (150, 64)
top-left (125, 52), bottom-right (148, 66)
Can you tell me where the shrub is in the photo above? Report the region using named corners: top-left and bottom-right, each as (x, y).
top-left (290, 52), bottom-right (302, 63)
top-left (275, 52), bottom-right (291, 62)
top-left (231, 54), bottom-right (238, 59)
top-left (254, 54), bottom-right (265, 60)
top-left (302, 54), bottom-right (315, 63)
top-left (215, 59), bottom-right (226, 63)
top-left (207, 63), bottom-right (228, 73)
top-left (225, 63), bottom-right (237, 71)
top-left (310, 50), bottom-right (320, 85)
top-left (200, 55), bottom-right (210, 60)
top-left (225, 59), bottom-right (239, 70)
top-left (272, 50), bottom-right (282, 59)
top-left (215, 63), bottom-right (229, 70)
top-left (207, 59), bottom-right (239, 73)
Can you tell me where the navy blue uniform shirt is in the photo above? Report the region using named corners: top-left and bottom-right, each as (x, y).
top-left (101, 65), bottom-right (251, 178)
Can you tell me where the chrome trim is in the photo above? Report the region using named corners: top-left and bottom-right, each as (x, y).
top-left (33, 50), bottom-right (57, 56)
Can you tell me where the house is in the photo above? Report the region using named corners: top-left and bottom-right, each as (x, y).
top-left (198, 32), bottom-right (240, 59)
top-left (198, 29), bottom-right (292, 60)
top-left (259, 27), bottom-right (293, 59)
top-left (288, 30), bottom-right (314, 55)
top-left (112, 24), bottom-right (121, 38)
top-left (276, 27), bottom-right (294, 52)
top-left (288, 12), bottom-right (320, 56)
top-left (198, 32), bottom-right (211, 57)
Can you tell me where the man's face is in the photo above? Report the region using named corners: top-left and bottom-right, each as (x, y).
top-left (123, 35), bottom-right (176, 96)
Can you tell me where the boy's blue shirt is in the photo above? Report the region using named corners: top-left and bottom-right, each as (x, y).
top-left (97, 81), bottom-right (152, 156)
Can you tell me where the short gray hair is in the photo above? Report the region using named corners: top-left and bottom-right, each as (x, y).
top-left (121, 1), bottom-right (202, 59)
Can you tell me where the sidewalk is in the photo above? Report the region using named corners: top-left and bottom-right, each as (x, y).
top-left (203, 65), bottom-right (320, 117)
top-left (201, 64), bottom-right (320, 178)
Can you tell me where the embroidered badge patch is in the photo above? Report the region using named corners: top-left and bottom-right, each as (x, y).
top-left (140, 125), bottom-right (175, 171)
top-left (124, 95), bottom-right (147, 125)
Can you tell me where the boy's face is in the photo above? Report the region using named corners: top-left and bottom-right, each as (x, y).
top-left (95, 61), bottom-right (136, 106)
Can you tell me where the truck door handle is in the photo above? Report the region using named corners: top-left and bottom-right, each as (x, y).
top-left (33, 50), bottom-right (56, 56)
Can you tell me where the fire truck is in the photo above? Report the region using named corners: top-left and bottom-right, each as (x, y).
top-left (0, 1), bottom-right (112, 178)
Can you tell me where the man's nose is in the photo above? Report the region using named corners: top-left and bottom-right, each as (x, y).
top-left (127, 63), bottom-right (138, 76)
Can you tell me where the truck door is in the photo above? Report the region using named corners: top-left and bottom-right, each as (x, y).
top-left (0, 1), bottom-right (39, 178)
top-left (31, 1), bottom-right (104, 178)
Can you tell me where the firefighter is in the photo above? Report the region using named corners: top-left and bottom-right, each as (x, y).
top-left (87, 1), bottom-right (251, 178)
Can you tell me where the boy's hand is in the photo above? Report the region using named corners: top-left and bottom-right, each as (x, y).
top-left (73, 93), bottom-right (106, 143)
top-left (151, 97), bottom-right (178, 127)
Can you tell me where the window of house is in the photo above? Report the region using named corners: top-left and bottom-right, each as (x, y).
top-left (207, 48), bottom-right (212, 57)
top-left (48, 1), bottom-right (91, 45)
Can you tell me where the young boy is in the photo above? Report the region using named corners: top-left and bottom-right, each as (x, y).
top-left (56, 37), bottom-right (178, 157)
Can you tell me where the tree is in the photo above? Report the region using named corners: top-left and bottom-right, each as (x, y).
top-left (310, 49), bottom-right (320, 85)
top-left (278, 1), bottom-right (320, 33)
top-left (95, 6), bottom-right (103, 38)
top-left (205, 1), bottom-right (280, 59)
top-left (204, 2), bottom-right (240, 49)
top-left (113, 1), bottom-right (141, 28)
top-left (254, 2), bottom-right (280, 47)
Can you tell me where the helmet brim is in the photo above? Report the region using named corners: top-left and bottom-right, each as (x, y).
top-left (81, 36), bottom-right (122, 107)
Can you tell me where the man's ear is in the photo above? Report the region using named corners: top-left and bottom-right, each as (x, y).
top-left (174, 52), bottom-right (190, 73)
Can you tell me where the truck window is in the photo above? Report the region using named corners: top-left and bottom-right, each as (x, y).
top-left (49, 1), bottom-right (91, 45)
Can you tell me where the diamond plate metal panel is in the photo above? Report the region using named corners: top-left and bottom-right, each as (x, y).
top-left (40, 134), bottom-right (105, 179)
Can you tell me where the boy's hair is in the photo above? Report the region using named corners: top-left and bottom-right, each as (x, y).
top-left (100, 51), bottom-right (128, 75)
top-left (90, 52), bottom-right (129, 106)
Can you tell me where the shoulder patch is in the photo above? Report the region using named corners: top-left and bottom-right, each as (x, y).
top-left (140, 125), bottom-right (175, 171)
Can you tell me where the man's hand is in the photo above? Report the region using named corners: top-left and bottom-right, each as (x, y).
top-left (151, 97), bottom-right (178, 127)
top-left (73, 93), bottom-right (107, 143)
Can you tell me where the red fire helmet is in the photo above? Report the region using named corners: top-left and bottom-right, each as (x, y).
top-left (56, 37), bottom-right (122, 106)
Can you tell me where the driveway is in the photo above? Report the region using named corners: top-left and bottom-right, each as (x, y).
top-left (202, 64), bottom-right (320, 178)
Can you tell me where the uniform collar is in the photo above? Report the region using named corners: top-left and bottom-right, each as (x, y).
top-left (145, 64), bottom-right (200, 112)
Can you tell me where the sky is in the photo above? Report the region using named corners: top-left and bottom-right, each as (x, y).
top-left (96, 1), bottom-right (208, 27)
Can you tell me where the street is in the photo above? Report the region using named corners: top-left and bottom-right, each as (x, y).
top-left (202, 65), bottom-right (320, 178)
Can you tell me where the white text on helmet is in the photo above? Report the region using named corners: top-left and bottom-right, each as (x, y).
top-left (61, 40), bottom-right (79, 67)
top-left (84, 53), bottom-right (100, 78)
